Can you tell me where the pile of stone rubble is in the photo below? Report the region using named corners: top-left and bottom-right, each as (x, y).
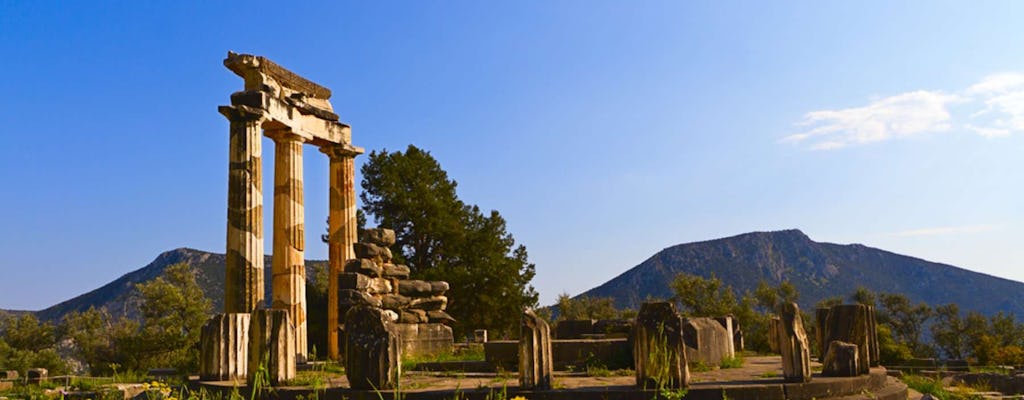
top-left (338, 227), bottom-right (455, 325)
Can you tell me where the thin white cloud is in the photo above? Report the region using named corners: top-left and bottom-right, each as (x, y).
top-left (784, 91), bottom-right (960, 150)
top-left (892, 224), bottom-right (996, 237)
top-left (787, 72), bottom-right (1024, 150)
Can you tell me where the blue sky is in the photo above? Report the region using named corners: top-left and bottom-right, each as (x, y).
top-left (1, 1), bottom-right (1022, 310)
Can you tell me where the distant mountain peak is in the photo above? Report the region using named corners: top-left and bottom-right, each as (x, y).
top-left (581, 230), bottom-right (1024, 318)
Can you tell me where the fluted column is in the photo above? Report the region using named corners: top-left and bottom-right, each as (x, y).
top-left (219, 105), bottom-right (265, 314)
top-left (267, 129), bottom-right (307, 363)
top-left (321, 144), bottom-right (363, 360)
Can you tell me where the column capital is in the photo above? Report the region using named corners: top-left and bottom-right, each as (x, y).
top-left (319, 143), bottom-right (365, 159)
top-left (218, 105), bottom-right (265, 122)
top-left (264, 128), bottom-right (305, 143)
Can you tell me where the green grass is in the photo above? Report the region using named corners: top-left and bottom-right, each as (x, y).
top-left (688, 361), bottom-right (713, 372)
top-left (719, 355), bottom-right (744, 369)
top-left (901, 375), bottom-right (987, 400)
top-left (400, 347), bottom-right (486, 371)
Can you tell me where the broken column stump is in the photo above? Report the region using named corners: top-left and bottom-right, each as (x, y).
top-left (519, 309), bottom-right (553, 390)
top-left (817, 304), bottom-right (873, 374)
top-left (199, 313), bottom-right (250, 381)
top-left (345, 305), bottom-right (401, 390)
top-left (633, 301), bottom-right (688, 389)
top-left (767, 316), bottom-right (781, 353)
top-left (26, 368), bottom-right (46, 385)
top-left (248, 309), bottom-right (296, 386)
top-left (777, 303), bottom-right (812, 383)
top-left (822, 340), bottom-right (860, 377)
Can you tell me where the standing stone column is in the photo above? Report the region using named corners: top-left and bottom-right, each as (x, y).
top-left (320, 144), bottom-right (363, 361)
top-left (219, 105), bottom-right (265, 313)
top-left (519, 309), bottom-right (553, 390)
top-left (248, 309), bottom-right (296, 386)
top-left (778, 303), bottom-right (812, 383)
top-left (268, 129), bottom-right (307, 363)
top-left (633, 302), bottom-right (688, 389)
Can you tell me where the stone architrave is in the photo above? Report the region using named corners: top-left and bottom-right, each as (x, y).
top-left (822, 340), bottom-right (860, 377)
top-left (345, 306), bottom-right (401, 390)
top-left (199, 313), bottom-right (250, 381)
top-left (820, 304), bottom-right (871, 375)
top-left (267, 129), bottom-right (308, 363)
top-left (777, 303), bottom-right (812, 383)
top-left (633, 302), bottom-right (688, 389)
top-left (519, 309), bottom-right (553, 390)
top-left (248, 309), bottom-right (296, 386)
top-left (219, 105), bottom-right (265, 314)
top-left (322, 144), bottom-right (362, 361)
top-left (767, 316), bottom-right (781, 353)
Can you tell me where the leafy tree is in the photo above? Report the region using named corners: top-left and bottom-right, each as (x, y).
top-left (878, 293), bottom-right (934, 357)
top-left (0, 314), bottom-right (66, 374)
top-left (360, 145), bottom-right (538, 337)
top-left (671, 273), bottom-right (739, 317)
top-left (554, 293), bottom-right (620, 321)
top-left (931, 304), bottom-right (969, 360)
top-left (753, 280), bottom-right (798, 313)
top-left (850, 286), bottom-right (877, 307)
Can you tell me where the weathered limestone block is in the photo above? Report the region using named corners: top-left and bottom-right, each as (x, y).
top-left (818, 304), bottom-right (872, 374)
top-left (3, 370), bottom-right (18, 380)
top-left (200, 313), bottom-right (250, 381)
top-left (409, 296), bottom-right (447, 311)
top-left (381, 294), bottom-right (411, 310)
top-left (519, 309), bottom-right (553, 390)
top-left (427, 310), bottom-right (456, 324)
top-left (339, 289), bottom-right (383, 308)
top-left (633, 302), bottom-right (688, 389)
top-left (344, 259), bottom-right (381, 277)
top-left (248, 309), bottom-right (296, 386)
top-left (474, 329), bottom-right (488, 343)
top-left (399, 309), bottom-right (428, 323)
top-left (777, 303), bottom-right (812, 383)
top-left (398, 280), bottom-right (448, 297)
top-left (734, 327), bottom-right (745, 352)
top-left (354, 243), bottom-right (387, 261)
top-left (815, 307), bottom-right (831, 358)
top-left (556, 319), bottom-right (596, 339)
top-left (867, 305), bottom-right (880, 367)
top-left (768, 316), bottom-right (781, 353)
top-left (364, 228), bottom-right (396, 247)
top-left (345, 306), bottom-right (401, 390)
top-left (26, 368), bottom-right (46, 385)
top-left (392, 322), bottom-right (454, 357)
top-left (683, 317), bottom-right (733, 366)
top-left (822, 340), bottom-right (860, 377)
top-left (714, 316), bottom-right (737, 358)
top-left (381, 264), bottom-right (410, 279)
top-left (337, 272), bottom-right (392, 294)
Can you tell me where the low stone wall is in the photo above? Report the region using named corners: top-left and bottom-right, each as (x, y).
top-left (485, 338), bottom-right (632, 370)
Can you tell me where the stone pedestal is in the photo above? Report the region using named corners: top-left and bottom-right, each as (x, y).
top-left (392, 323), bottom-right (454, 357)
top-left (822, 340), bottom-right (860, 377)
top-left (817, 304), bottom-right (873, 375)
top-left (683, 317), bottom-right (732, 366)
top-left (777, 303), bottom-right (812, 383)
top-left (219, 106), bottom-right (265, 313)
top-left (248, 309), bottom-right (296, 386)
top-left (200, 313), bottom-right (250, 381)
top-left (269, 131), bottom-right (307, 363)
top-left (345, 306), bottom-right (401, 390)
top-left (519, 309), bottom-right (553, 390)
top-left (633, 302), bottom-right (688, 389)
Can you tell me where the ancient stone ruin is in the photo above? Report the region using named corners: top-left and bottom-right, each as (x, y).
top-left (816, 304), bottom-right (880, 376)
top-left (201, 52), bottom-right (363, 382)
top-left (776, 302), bottom-right (812, 383)
top-left (633, 302), bottom-right (689, 389)
top-left (683, 317), bottom-right (733, 366)
top-left (340, 227), bottom-right (455, 356)
top-left (519, 309), bottom-right (553, 389)
top-left (344, 306), bottom-right (402, 390)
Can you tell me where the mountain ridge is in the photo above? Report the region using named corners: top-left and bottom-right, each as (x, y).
top-left (579, 229), bottom-right (1024, 317)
